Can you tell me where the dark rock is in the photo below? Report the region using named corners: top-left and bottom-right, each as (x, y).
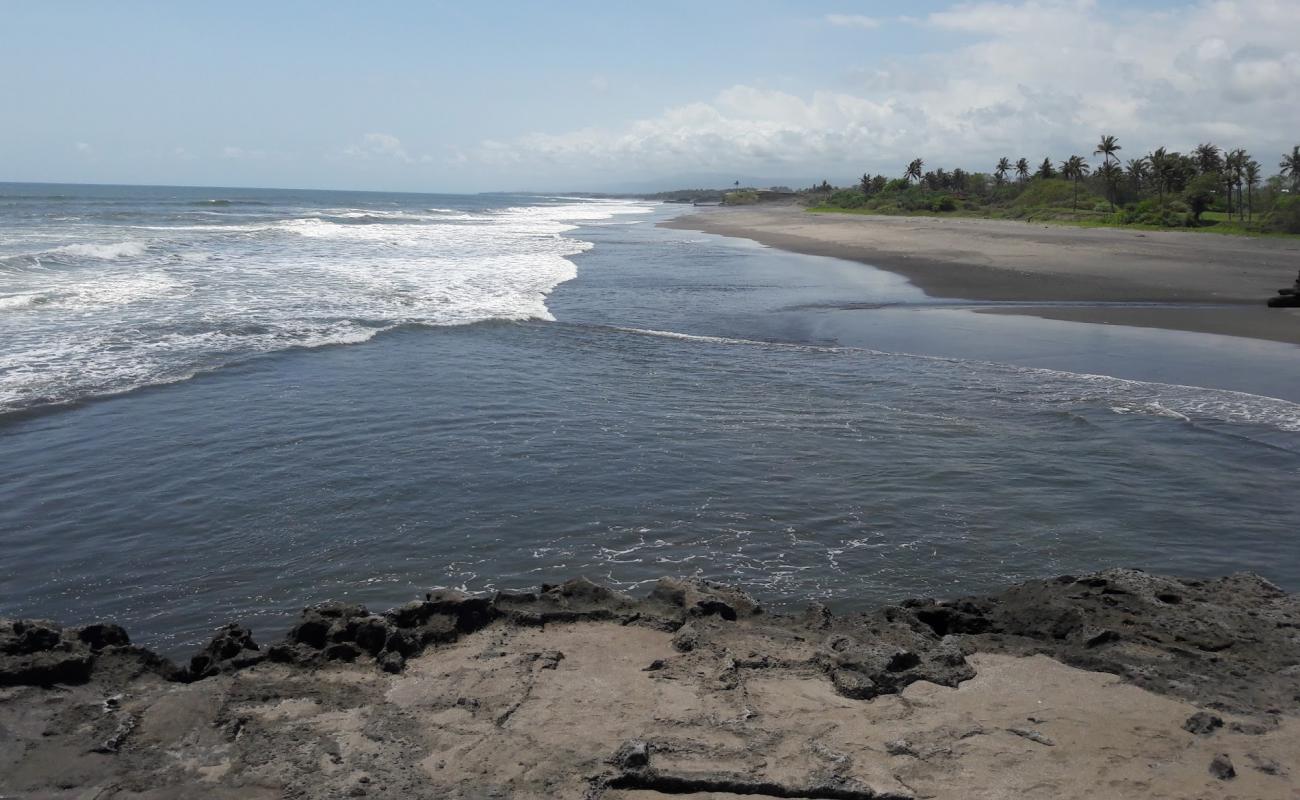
top-left (1209, 753), bottom-right (1236, 780)
top-left (289, 602), bottom-right (369, 651)
top-left (416, 614), bottom-right (462, 646)
top-left (614, 739), bottom-right (651, 770)
top-left (188, 624), bottom-right (263, 679)
top-left (352, 616), bottom-right (392, 656)
top-left (671, 625), bottom-right (698, 653)
top-left (289, 618), bottom-right (331, 649)
top-left (75, 623), bottom-right (130, 651)
top-left (314, 601), bottom-right (369, 620)
top-left (323, 643), bottom-right (362, 663)
top-left (383, 629), bottom-right (420, 658)
top-left (911, 602), bottom-right (993, 636)
top-left (830, 669), bottom-right (877, 700)
top-left (543, 577), bottom-right (622, 605)
top-left (909, 569), bottom-right (1300, 714)
top-left (3, 620), bottom-right (63, 655)
top-left (1083, 627), bottom-right (1121, 648)
top-left (649, 577), bottom-right (761, 622)
top-left (0, 649), bottom-right (95, 686)
top-left (817, 634), bottom-right (974, 700)
top-left (386, 600), bottom-right (434, 629)
top-left (643, 659), bottom-right (666, 672)
top-left (378, 651), bottom-right (405, 674)
top-left (884, 739), bottom-right (916, 757)
top-left (426, 589), bottom-right (495, 632)
top-left (1182, 711), bottom-right (1224, 735)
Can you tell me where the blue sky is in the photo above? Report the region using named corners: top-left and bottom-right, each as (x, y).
top-left (3, 1), bottom-right (1297, 192)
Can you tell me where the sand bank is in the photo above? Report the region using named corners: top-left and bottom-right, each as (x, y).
top-left (662, 206), bottom-right (1300, 344)
top-left (3, 570), bottom-right (1297, 798)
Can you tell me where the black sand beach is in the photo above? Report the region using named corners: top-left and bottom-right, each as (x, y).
top-left (663, 205), bottom-right (1300, 344)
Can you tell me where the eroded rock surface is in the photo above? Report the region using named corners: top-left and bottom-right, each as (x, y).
top-left (1, 570), bottom-right (1297, 799)
top-left (899, 569), bottom-right (1300, 713)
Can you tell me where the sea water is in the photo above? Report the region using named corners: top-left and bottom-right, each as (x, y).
top-left (1, 183), bottom-right (1297, 654)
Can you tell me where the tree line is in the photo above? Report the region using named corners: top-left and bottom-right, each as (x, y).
top-left (814, 136), bottom-right (1300, 232)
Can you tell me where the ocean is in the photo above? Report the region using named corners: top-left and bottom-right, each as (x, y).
top-left (2, 182), bottom-right (1298, 655)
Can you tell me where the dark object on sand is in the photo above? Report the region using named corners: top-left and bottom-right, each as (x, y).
top-left (1267, 269), bottom-right (1300, 307)
top-left (1183, 711), bottom-right (1224, 735)
top-left (1209, 753), bottom-right (1237, 780)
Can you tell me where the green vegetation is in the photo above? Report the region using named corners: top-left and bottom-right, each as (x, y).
top-left (722, 190), bottom-right (761, 205)
top-left (808, 136), bottom-right (1300, 235)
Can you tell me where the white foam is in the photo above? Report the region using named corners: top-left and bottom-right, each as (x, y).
top-left (52, 240), bottom-right (149, 260)
top-left (607, 326), bottom-right (1300, 434)
top-left (0, 293), bottom-right (43, 310)
top-left (0, 197), bottom-right (655, 412)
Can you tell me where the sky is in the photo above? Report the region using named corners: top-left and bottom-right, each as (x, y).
top-left (2, 0), bottom-right (1299, 193)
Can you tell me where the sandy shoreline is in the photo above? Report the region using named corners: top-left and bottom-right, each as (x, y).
top-left (662, 205), bottom-right (1300, 345)
top-left (3, 571), bottom-right (1298, 798)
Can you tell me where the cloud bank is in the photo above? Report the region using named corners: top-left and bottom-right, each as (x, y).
top-left (474, 0), bottom-right (1300, 180)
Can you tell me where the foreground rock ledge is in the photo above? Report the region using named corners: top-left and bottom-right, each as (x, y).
top-left (2, 570), bottom-right (1297, 799)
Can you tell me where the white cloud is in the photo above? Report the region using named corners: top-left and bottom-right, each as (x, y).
top-left (473, 0), bottom-right (1300, 179)
top-left (825, 14), bottom-right (881, 29)
top-left (74, 142), bottom-right (91, 154)
top-left (221, 146), bottom-right (266, 159)
top-left (589, 74), bottom-right (611, 92)
top-left (344, 132), bottom-right (414, 163)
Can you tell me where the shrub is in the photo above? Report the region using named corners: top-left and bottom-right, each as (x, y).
top-left (723, 190), bottom-right (759, 205)
top-left (929, 195), bottom-right (958, 212)
top-left (827, 189), bottom-right (866, 209)
top-left (1262, 195), bottom-right (1300, 234)
top-left (1012, 178), bottom-right (1099, 209)
top-left (1182, 174), bottom-right (1218, 222)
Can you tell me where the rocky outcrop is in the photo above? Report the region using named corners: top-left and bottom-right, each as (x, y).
top-left (3, 570), bottom-right (1298, 800)
top-left (3, 569), bottom-right (1298, 717)
top-left (896, 569), bottom-right (1300, 713)
top-left (0, 619), bottom-right (176, 687)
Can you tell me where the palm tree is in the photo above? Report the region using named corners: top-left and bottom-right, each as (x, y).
top-left (1227, 149), bottom-right (1249, 220)
top-left (1015, 158), bottom-right (1030, 183)
top-left (994, 157), bottom-right (1011, 186)
top-left (1244, 159), bottom-right (1261, 221)
top-left (905, 159), bottom-right (924, 183)
top-left (1125, 157), bottom-right (1149, 194)
top-left (1061, 155), bottom-right (1091, 210)
top-left (1098, 162), bottom-right (1122, 212)
top-left (1092, 136), bottom-right (1121, 211)
top-left (951, 168), bottom-right (968, 191)
top-left (1221, 149), bottom-right (1244, 218)
top-left (860, 173), bottom-right (873, 196)
top-left (1149, 147), bottom-right (1169, 204)
top-left (1280, 146), bottom-right (1300, 192)
top-left (1194, 143), bottom-right (1222, 176)
top-left (1037, 157), bottom-right (1055, 179)
top-left (1094, 135), bottom-right (1121, 166)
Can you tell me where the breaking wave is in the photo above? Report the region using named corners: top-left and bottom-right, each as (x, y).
top-left (0, 198), bottom-right (653, 414)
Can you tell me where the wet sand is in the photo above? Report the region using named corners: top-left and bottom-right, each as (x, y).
top-left (662, 205), bottom-right (1300, 344)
